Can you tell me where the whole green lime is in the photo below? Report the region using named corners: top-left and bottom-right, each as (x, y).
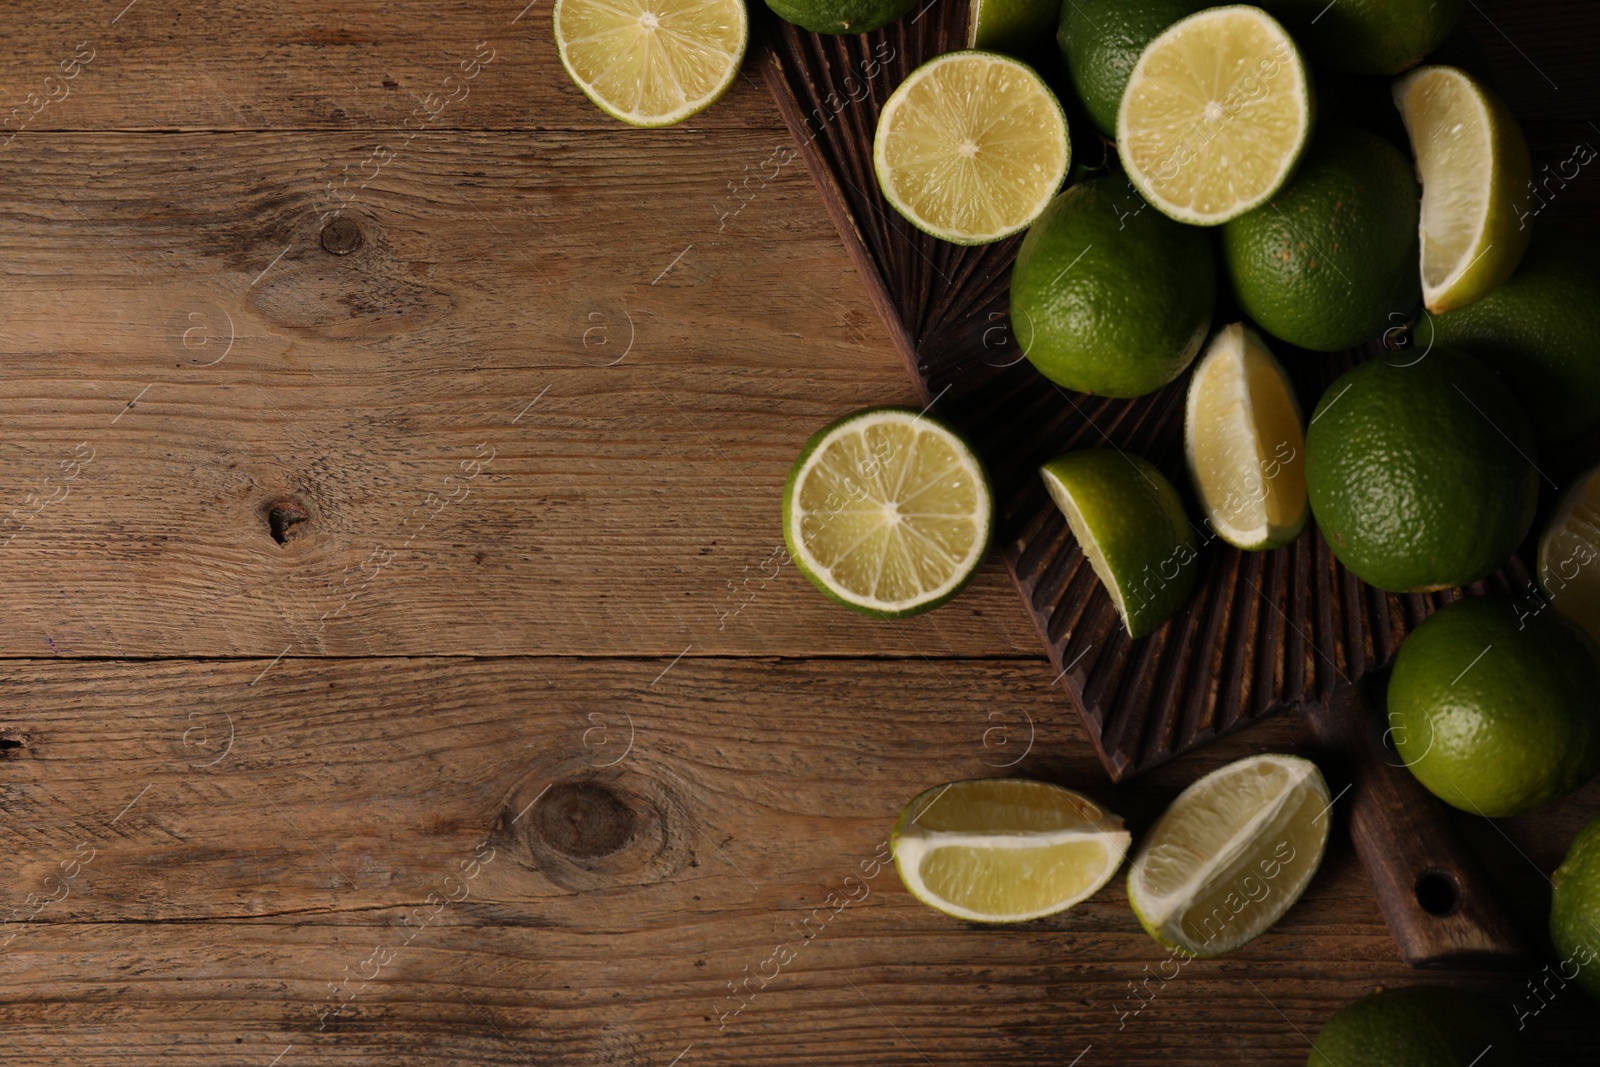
top-left (764, 0), bottom-right (914, 34)
top-left (1551, 813), bottom-right (1600, 1003)
top-left (1011, 175), bottom-right (1214, 398)
top-left (1304, 352), bottom-right (1537, 593)
top-left (1309, 986), bottom-right (1529, 1067)
top-left (1223, 126), bottom-right (1419, 352)
top-left (1388, 595), bottom-right (1600, 818)
top-left (1426, 230), bottom-right (1600, 447)
top-left (1057, 0), bottom-right (1200, 136)
top-left (1261, 0), bottom-right (1464, 76)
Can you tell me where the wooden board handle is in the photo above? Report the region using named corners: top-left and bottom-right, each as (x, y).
top-left (1302, 674), bottom-right (1533, 969)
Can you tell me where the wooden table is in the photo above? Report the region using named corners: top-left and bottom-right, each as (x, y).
top-left (1, 2), bottom-right (1594, 1063)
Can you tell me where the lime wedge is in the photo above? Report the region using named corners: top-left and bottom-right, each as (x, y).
top-left (1117, 5), bottom-right (1312, 225)
top-left (1184, 323), bottom-right (1308, 551)
top-left (1127, 753), bottom-right (1330, 956)
top-left (1539, 461), bottom-right (1600, 646)
top-left (892, 779), bottom-right (1131, 923)
top-left (1393, 64), bottom-right (1534, 313)
top-left (554, 0), bottom-right (747, 128)
top-left (966, 0), bottom-right (1058, 56)
top-left (873, 51), bottom-right (1070, 245)
top-left (782, 407), bottom-right (993, 619)
top-left (1040, 450), bottom-right (1199, 638)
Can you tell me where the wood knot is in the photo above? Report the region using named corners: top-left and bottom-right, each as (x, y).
top-left (533, 781), bottom-right (635, 858)
top-left (264, 498), bottom-right (310, 545)
top-left (494, 766), bottom-right (695, 893)
top-left (320, 217), bottom-right (364, 256)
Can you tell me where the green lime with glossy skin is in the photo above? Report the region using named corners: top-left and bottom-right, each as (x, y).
top-left (1308, 986), bottom-right (1529, 1067)
top-left (1426, 229), bottom-right (1600, 447)
top-left (1040, 450), bottom-right (1199, 638)
top-left (1012, 175), bottom-right (1214, 398)
top-left (1388, 595), bottom-right (1600, 818)
top-left (1056, 0), bottom-right (1200, 136)
top-left (1552, 813), bottom-right (1600, 1003)
top-left (1223, 126), bottom-right (1420, 352)
top-left (764, 0), bottom-right (914, 34)
top-left (1262, 0), bottom-right (1465, 76)
top-left (1305, 353), bottom-right (1537, 592)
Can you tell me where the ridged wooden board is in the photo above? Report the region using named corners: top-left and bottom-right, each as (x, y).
top-left (759, 5), bottom-right (1535, 782)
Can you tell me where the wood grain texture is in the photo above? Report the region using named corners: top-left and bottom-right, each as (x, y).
top-left (0, 128), bottom-right (1047, 659)
top-left (0, 656), bottom-right (1589, 1064)
top-left (760, 1), bottom-right (1599, 780)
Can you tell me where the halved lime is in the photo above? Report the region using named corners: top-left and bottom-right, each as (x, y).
top-left (1539, 461), bottom-right (1600, 647)
top-left (554, 0), bottom-right (747, 128)
top-left (1117, 5), bottom-right (1312, 225)
top-left (1040, 450), bottom-right (1199, 638)
top-left (1184, 323), bottom-right (1308, 551)
top-left (782, 407), bottom-right (993, 619)
top-left (873, 50), bottom-right (1070, 245)
top-left (1393, 65), bottom-right (1533, 313)
top-left (1127, 753), bottom-right (1330, 956)
top-left (892, 779), bottom-right (1131, 923)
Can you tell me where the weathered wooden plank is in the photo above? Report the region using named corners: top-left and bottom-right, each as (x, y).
top-left (0, 656), bottom-right (1584, 1064)
top-left (0, 129), bottom-right (1038, 658)
top-left (0, 0), bottom-right (776, 133)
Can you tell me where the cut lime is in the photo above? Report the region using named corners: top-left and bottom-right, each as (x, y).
top-left (1394, 65), bottom-right (1533, 313)
top-left (1040, 450), bottom-right (1199, 638)
top-left (1539, 461), bottom-right (1600, 647)
top-left (1128, 753), bottom-right (1330, 956)
top-left (782, 407), bottom-right (993, 619)
top-left (1184, 323), bottom-right (1308, 551)
top-left (1117, 5), bottom-right (1312, 225)
top-left (874, 51), bottom-right (1070, 245)
top-left (554, 0), bottom-right (747, 128)
top-left (892, 779), bottom-right (1131, 923)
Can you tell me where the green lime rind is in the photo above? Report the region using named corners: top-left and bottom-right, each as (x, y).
top-left (1011, 175), bottom-right (1214, 398)
top-left (1040, 450), bottom-right (1199, 638)
top-left (781, 406), bottom-right (995, 620)
top-left (872, 50), bottom-right (1070, 247)
top-left (1308, 986), bottom-right (1530, 1067)
top-left (968, 0), bottom-right (1059, 56)
top-left (1056, 0), bottom-right (1202, 137)
top-left (1425, 229), bottom-right (1600, 447)
top-left (1388, 595), bottom-right (1600, 818)
top-left (764, 0), bottom-right (915, 34)
top-left (1304, 352), bottom-right (1537, 593)
top-left (1260, 0), bottom-right (1465, 77)
top-left (553, 0), bottom-right (748, 128)
top-left (1552, 813), bottom-right (1600, 1004)
top-left (1222, 125), bottom-right (1419, 352)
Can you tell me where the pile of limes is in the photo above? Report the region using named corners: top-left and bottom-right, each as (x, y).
top-left (548, 0), bottom-right (1600, 1044)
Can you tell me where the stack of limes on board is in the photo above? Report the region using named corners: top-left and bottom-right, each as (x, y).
top-left (553, 0), bottom-right (1600, 1043)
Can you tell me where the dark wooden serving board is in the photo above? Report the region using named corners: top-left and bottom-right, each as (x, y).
top-left (758, 2), bottom-right (1536, 785)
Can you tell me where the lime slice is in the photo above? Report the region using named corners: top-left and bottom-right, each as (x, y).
top-left (1127, 753), bottom-right (1330, 956)
top-left (1393, 64), bottom-right (1534, 314)
top-left (782, 407), bottom-right (993, 619)
top-left (1040, 450), bottom-right (1199, 638)
top-left (1539, 461), bottom-right (1600, 647)
top-left (966, 0), bottom-right (1058, 56)
top-left (892, 779), bottom-right (1131, 923)
top-left (1117, 5), bottom-right (1312, 225)
top-left (1184, 323), bottom-right (1308, 551)
top-left (553, 0), bottom-right (747, 128)
top-left (873, 51), bottom-right (1070, 245)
